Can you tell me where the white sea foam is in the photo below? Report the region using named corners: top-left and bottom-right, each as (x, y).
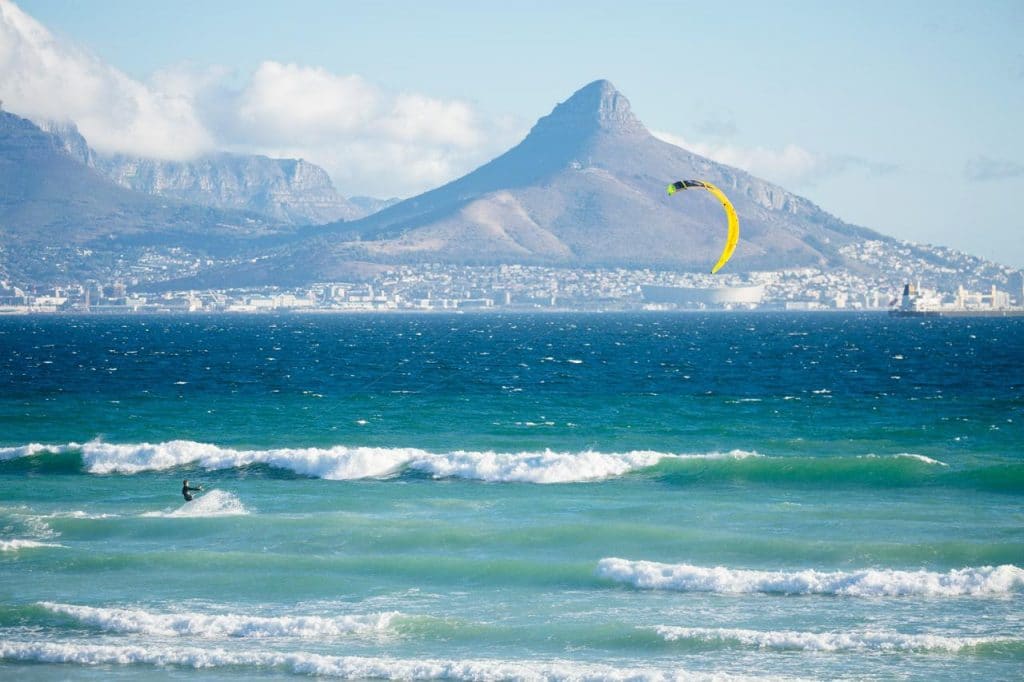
top-left (42, 510), bottom-right (118, 520)
top-left (141, 490), bottom-right (249, 518)
top-left (18, 513), bottom-right (59, 538)
top-left (652, 626), bottom-right (1019, 652)
top-left (863, 453), bottom-right (948, 466)
top-left (684, 449), bottom-right (762, 461)
top-left (0, 640), bottom-right (787, 681)
top-left (407, 449), bottom-right (670, 483)
top-left (597, 558), bottom-right (1024, 597)
top-left (38, 602), bottom-right (399, 638)
top-left (8, 440), bottom-right (714, 483)
top-left (0, 442), bottom-right (53, 460)
top-left (8, 441), bottom-right (950, 485)
top-left (78, 440), bottom-right (421, 479)
top-left (0, 538), bottom-right (63, 551)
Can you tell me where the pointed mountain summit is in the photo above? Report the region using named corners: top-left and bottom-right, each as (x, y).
top-left (178, 81), bottom-right (890, 287)
top-left (530, 79), bottom-right (647, 137)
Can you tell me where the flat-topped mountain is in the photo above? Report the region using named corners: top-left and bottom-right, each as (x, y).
top-left (92, 153), bottom-right (364, 225)
top-left (42, 121), bottom-right (366, 225)
top-left (0, 111), bottom-right (284, 283)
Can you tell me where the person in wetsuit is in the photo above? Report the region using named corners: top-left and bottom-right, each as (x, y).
top-left (182, 479), bottom-right (203, 501)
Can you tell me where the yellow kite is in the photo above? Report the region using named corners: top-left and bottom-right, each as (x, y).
top-left (666, 180), bottom-right (739, 274)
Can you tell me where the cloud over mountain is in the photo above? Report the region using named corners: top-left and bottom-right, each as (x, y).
top-left (218, 61), bottom-right (516, 197)
top-left (0, 0), bottom-right (212, 159)
top-left (0, 0), bottom-right (521, 196)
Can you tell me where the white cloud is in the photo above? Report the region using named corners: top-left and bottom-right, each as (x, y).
top-left (0, 0), bottom-right (212, 159)
top-left (235, 62), bottom-right (379, 143)
top-left (0, 0), bottom-right (523, 197)
top-left (653, 131), bottom-right (821, 186)
top-left (653, 131), bottom-right (896, 188)
top-left (382, 93), bottom-right (482, 146)
top-left (219, 62), bottom-right (509, 195)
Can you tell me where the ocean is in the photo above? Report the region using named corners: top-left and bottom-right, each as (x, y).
top-left (1, 312), bottom-right (1021, 681)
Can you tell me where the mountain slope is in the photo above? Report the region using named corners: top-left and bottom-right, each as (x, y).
top-left (0, 112), bottom-right (285, 283)
top-left (225, 80), bottom-right (887, 285)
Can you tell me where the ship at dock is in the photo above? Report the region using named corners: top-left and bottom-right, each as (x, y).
top-left (889, 282), bottom-right (1024, 317)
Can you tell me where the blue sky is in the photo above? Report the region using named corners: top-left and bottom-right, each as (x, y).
top-left (4, 0), bottom-right (1023, 267)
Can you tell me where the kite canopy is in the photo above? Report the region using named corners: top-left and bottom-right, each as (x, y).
top-left (666, 180), bottom-right (740, 274)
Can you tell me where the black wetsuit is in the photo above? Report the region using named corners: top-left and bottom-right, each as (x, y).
top-left (182, 484), bottom-right (202, 501)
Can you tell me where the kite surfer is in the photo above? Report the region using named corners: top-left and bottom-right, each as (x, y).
top-left (181, 479), bottom-right (203, 501)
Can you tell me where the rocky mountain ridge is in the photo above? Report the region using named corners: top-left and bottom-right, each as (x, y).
top-left (0, 111), bottom-right (290, 284)
top-left (42, 120), bottom-right (372, 225)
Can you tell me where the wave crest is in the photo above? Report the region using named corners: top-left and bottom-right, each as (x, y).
top-left (0, 539), bottom-right (64, 552)
top-left (0, 640), bottom-right (767, 681)
top-left (8, 441), bottom-right (1014, 492)
top-left (0, 443), bottom-right (53, 460)
top-left (1, 441), bottom-right (698, 483)
top-left (407, 449), bottom-right (673, 483)
top-left (38, 602), bottom-right (398, 639)
top-left (597, 558), bottom-right (1024, 597)
top-left (652, 626), bottom-right (1020, 652)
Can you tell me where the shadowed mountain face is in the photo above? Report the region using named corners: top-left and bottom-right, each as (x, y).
top-left (0, 112), bottom-right (284, 283)
top-left (224, 80), bottom-right (888, 285)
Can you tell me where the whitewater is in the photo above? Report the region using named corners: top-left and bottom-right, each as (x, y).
top-left (2, 312), bottom-right (1022, 681)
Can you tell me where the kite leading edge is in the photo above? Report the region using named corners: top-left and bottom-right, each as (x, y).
top-left (667, 180), bottom-right (739, 274)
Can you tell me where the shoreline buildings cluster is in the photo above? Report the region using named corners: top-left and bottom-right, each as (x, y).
top-left (889, 281), bottom-right (1024, 317)
top-left (3, 263), bottom-right (1023, 315)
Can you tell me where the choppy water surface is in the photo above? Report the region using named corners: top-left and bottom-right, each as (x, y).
top-left (1, 313), bottom-right (1022, 680)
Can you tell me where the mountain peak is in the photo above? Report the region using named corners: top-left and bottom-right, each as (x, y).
top-left (529, 79), bottom-right (645, 139)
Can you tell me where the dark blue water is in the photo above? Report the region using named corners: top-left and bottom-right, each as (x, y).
top-left (2, 313), bottom-right (1022, 680)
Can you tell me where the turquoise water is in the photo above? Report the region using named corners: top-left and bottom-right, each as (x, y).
top-left (1, 313), bottom-right (1022, 680)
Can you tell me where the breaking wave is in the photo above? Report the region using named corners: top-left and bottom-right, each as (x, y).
top-left (3, 441), bottom-right (1019, 491)
top-left (651, 626), bottom-right (1021, 652)
top-left (38, 602), bottom-right (399, 639)
top-left (0, 539), bottom-right (63, 552)
top-left (0, 640), bottom-right (775, 681)
top-left (0, 443), bottom-right (52, 460)
top-left (0, 441), bottom-right (747, 483)
top-left (597, 558), bottom-right (1024, 597)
